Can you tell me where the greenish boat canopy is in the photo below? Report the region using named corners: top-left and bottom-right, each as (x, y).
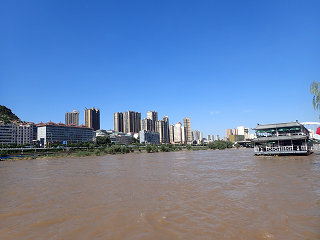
top-left (290, 127), bottom-right (300, 131)
top-left (277, 128), bottom-right (288, 132)
top-left (266, 129), bottom-right (276, 132)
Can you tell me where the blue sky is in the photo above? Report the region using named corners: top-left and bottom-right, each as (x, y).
top-left (1, 0), bottom-right (320, 138)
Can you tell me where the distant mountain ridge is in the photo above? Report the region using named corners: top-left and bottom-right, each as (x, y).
top-left (0, 105), bottom-right (21, 124)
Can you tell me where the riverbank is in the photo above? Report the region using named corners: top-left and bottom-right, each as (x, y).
top-left (0, 146), bottom-right (228, 161)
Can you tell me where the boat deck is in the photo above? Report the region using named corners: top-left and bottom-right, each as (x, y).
top-left (254, 150), bottom-right (311, 156)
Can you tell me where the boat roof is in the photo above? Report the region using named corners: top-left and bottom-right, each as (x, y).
top-left (253, 121), bottom-right (304, 130)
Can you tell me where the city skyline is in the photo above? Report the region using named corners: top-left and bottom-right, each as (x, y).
top-left (1, 1), bottom-right (319, 138)
top-left (0, 104), bottom-right (316, 139)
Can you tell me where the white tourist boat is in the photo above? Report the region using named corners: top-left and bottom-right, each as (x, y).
top-left (252, 121), bottom-right (312, 156)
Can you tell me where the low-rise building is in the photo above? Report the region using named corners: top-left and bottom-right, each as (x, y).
top-left (37, 121), bottom-right (93, 145)
top-left (133, 132), bottom-right (139, 140)
top-left (94, 129), bottom-right (108, 137)
top-left (93, 129), bottom-right (109, 142)
top-left (139, 130), bottom-right (160, 144)
top-left (229, 135), bottom-right (245, 142)
top-left (0, 122), bottom-right (36, 145)
top-left (0, 123), bottom-right (16, 145)
top-left (109, 132), bottom-right (132, 145)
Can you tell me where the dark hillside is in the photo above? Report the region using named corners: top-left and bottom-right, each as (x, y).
top-left (0, 105), bottom-right (21, 123)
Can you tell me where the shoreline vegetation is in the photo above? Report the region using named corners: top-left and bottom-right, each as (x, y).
top-left (0, 140), bottom-right (241, 161)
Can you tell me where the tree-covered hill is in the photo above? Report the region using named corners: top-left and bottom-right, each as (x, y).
top-left (0, 105), bottom-right (21, 123)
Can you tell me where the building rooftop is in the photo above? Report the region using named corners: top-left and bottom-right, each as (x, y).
top-left (36, 121), bottom-right (93, 129)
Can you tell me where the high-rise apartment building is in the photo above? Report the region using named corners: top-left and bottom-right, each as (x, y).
top-left (147, 111), bottom-right (158, 132)
top-left (155, 116), bottom-right (169, 143)
top-left (192, 130), bottom-right (201, 141)
top-left (141, 118), bottom-right (152, 131)
top-left (216, 135), bottom-right (220, 141)
top-left (226, 129), bottom-right (232, 139)
top-left (174, 122), bottom-right (182, 143)
top-left (244, 127), bottom-right (250, 140)
top-left (65, 109), bottom-right (79, 126)
top-left (84, 107), bottom-right (100, 131)
top-left (162, 116), bottom-right (169, 143)
top-left (157, 120), bottom-right (165, 143)
top-left (123, 111), bottom-right (141, 133)
top-left (181, 126), bottom-right (185, 143)
top-left (237, 126), bottom-right (245, 135)
top-left (183, 117), bottom-right (191, 143)
top-left (113, 112), bottom-right (123, 132)
top-left (233, 128), bottom-right (238, 135)
top-left (169, 124), bottom-right (174, 143)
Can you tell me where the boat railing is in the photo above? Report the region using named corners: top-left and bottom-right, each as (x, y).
top-left (300, 146), bottom-right (307, 151)
top-left (254, 145), bottom-right (308, 152)
top-left (256, 132), bottom-right (307, 138)
top-left (266, 146), bottom-right (294, 151)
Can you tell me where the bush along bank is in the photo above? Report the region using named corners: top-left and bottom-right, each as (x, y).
top-left (0, 141), bottom-right (235, 160)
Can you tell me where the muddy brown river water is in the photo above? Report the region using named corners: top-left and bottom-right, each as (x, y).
top-left (0, 149), bottom-right (320, 239)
